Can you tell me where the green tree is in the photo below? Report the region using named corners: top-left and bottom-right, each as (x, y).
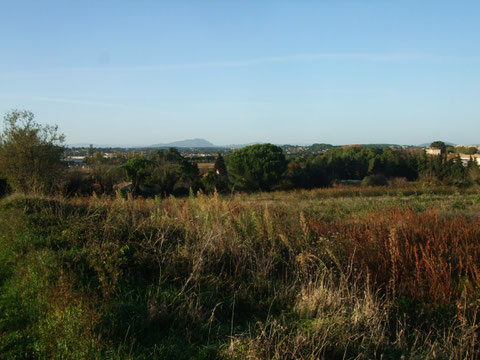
top-left (90, 164), bottom-right (126, 194)
top-left (467, 159), bottom-right (480, 184)
top-left (430, 141), bottom-right (447, 155)
top-left (226, 143), bottom-right (287, 191)
top-left (201, 169), bottom-right (219, 193)
top-left (200, 154), bottom-right (229, 194)
top-left (148, 149), bottom-right (199, 196)
top-left (214, 153), bottom-right (227, 178)
top-left (0, 110), bottom-right (65, 194)
top-left (122, 158), bottom-right (151, 195)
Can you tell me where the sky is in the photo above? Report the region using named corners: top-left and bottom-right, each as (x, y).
top-left (1, 0), bottom-right (479, 146)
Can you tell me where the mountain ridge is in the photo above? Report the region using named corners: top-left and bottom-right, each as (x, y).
top-left (149, 138), bottom-right (215, 148)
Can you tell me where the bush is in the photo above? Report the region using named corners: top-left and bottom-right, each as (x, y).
top-left (0, 110), bottom-right (66, 194)
top-left (61, 170), bottom-right (94, 197)
top-left (361, 174), bottom-right (388, 186)
top-left (0, 178), bottom-right (9, 198)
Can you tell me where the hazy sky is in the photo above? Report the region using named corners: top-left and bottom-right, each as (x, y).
top-left (1, 1), bottom-right (479, 146)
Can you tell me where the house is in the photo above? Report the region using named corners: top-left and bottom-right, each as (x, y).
top-left (426, 147), bottom-right (441, 156)
top-left (460, 154), bottom-right (480, 167)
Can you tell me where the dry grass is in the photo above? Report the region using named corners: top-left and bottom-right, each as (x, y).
top-left (0, 186), bottom-right (479, 358)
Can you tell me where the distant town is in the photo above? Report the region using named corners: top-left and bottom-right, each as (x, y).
top-left (63, 141), bottom-right (480, 169)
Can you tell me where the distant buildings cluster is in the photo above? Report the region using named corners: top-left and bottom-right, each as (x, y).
top-left (426, 145), bottom-right (480, 166)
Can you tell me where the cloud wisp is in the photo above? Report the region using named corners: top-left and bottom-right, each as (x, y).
top-left (1, 94), bottom-right (140, 111)
top-left (0, 52), bottom-right (433, 77)
top-left (2, 52), bottom-right (479, 78)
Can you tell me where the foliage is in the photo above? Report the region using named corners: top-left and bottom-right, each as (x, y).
top-left (468, 160), bottom-right (480, 184)
top-left (0, 187), bottom-right (479, 358)
top-left (214, 153), bottom-right (227, 178)
top-left (90, 164), bottom-right (126, 194)
top-left (148, 148), bottom-right (199, 196)
top-left (454, 146), bottom-right (478, 155)
top-left (0, 178), bottom-right (9, 198)
top-left (202, 154), bottom-right (229, 193)
top-left (0, 110), bottom-right (66, 194)
top-left (61, 169), bottom-right (93, 197)
top-left (419, 153), bottom-right (470, 185)
top-left (282, 160), bottom-right (329, 189)
top-left (227, 143), bottom-right (287, 191)
top-left (295, 146), bottom-right (419, 185)
top-left (430, 141), bottom-right (447, 154)
top-left (122, 157), bottom-right (151, 194)
top-left (361, 173), bottom-right (388, 186)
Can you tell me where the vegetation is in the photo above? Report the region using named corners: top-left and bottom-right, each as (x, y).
top-left (64, 137), bottom-right (480, 195)
top-left (202, 154), bottom-right (229, 194)
top-left (0, 186), bottom-right (479, 359)
top-left (227, 143), bottom-right (287, 191)
top-left (453, 146), bottom-right (478, 155)
top-left (430, 140), bottom-right (447, 154)
top-left (0, 110), bottom-right (65, 194)
top-left (1, 111), bottom-right (480, 358)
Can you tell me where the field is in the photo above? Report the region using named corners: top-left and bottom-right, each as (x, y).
top-left (0, 185), bottom-right (479, 359)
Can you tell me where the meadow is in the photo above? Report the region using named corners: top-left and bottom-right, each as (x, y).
top-left (0, 185), bottom-right (479, 359)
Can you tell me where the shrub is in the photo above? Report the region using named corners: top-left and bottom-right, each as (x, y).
top-left (0, 110), bottom-right (66, 194)
top-left (361, 174), bottom-right (388, 186)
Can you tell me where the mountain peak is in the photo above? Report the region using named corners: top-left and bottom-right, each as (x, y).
top-left (150, 138), bottom-right (215, 148)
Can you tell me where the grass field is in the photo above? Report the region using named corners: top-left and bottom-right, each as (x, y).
top-left (0, 185), bottom-right (479, 359)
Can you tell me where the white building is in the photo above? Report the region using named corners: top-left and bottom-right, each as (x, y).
top-left (460, 154), bottom-right (480, 167)
top-left (426, 147), bottom-right (441, 156)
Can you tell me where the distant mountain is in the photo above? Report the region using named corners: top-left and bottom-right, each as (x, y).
top-left (418, 141), bottom-right (456, 147)
top-left (150, 138), bottom-right (215, 148)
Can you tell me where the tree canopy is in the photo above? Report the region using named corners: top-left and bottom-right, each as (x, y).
top-left (226, 143), bottom-right (287, 191)
top-left (122, 157), bottom-right (151, 194)
top-left (430, 141), bottom-right (447, 154)
top-left (0, 110), bottom-right (65, 194)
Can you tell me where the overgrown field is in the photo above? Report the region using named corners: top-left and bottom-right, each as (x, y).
top-left (1, 186), bottom-right (479, 359)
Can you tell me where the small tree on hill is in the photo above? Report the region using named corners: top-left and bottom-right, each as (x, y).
top-left (0, 110), bottom-right (66, 194)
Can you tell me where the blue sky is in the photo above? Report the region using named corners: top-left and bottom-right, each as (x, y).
top-left (1, 1), bottom-right (479, 146)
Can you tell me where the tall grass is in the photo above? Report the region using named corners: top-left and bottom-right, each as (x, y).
top-left (0, 187), bottom-right (479, 359)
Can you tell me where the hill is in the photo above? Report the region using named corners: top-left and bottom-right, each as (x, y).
top-left (149, 138), bottom-right (215, 148)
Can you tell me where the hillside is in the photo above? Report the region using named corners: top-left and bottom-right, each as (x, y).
top-left (150, 138), bottom-right (215, 148)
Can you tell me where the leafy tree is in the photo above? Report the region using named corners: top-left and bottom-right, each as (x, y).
top-left (467, 159), bottom-right (480, 184)
top-left (282, 160), bottom-right (328, 189)
top-left (201, 169), bottom-right (219, 193)
top-left (122, 158), bottom-right (151, 194)
top-left (214, 153), bottom-right (227, 178)
top-left (226, 144), bottom-right (287, 191)
top-left (455, 146), bottom-right (477, 155)
top-left (430, 141), bottom-right (447, 154)
top-left (148, 149), bottom-right (199, 196)
top-left (0, 110), bottom-right (65, 194)
top-left (448, 155), bottom-right (466, 185)
top-left (209, 153), bottom-right (229, 192)
top-left (200, 154), bottom-right (229, 194)
top-left (90, 164), bottom-right (126, 194)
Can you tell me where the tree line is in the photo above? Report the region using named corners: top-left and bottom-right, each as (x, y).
top-left (1, 111), bottom-right (479, 197)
